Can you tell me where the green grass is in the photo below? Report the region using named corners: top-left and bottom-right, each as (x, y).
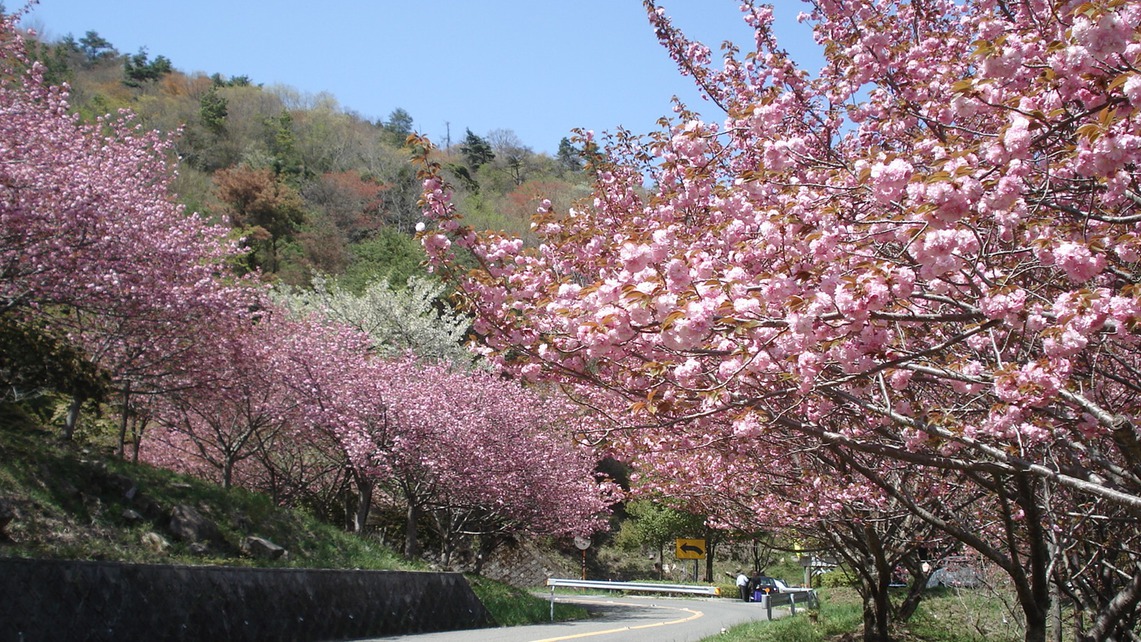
top-left (466, 575), bottom-right (590, 626)
top-left (905, 587), bottom-right (1025, 642)
top-left (706, 588), bottom-right (862, 642)
top-left (706, 585), bottom-right (1049, 642)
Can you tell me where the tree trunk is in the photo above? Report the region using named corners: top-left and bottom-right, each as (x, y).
top-left (657, 543), bottom-right (664, 579)
top-left (862, 597), bottom-right (892, 642)
top-left (860, 580), bottom-right (892, 642)
top-left (352, 474), bottom-right (373, 533)
top-left (404, 502), bottom-right (421, 559)
top-left (472, 545), bottom-right (488, 575)
top-left (131, 433), bottom-right (141, 463)
top-left (1009, 556), bottom-right (1049, 642)
top-left (441, 535), bottom-right (453, 569)
top-left (893, 553), bottom-right (931, 622)
top-left (1025, 615), bottom-right (1048, 642)
top-left (895, 573), bottom-right (928, 622)
top-left (222, 457), bottom-right (233, 490)
top-left (115, 381), bottom-right (131, 458)
top-left (473, 534), bottom-right (506, 575)
top-left (62, 395), bottom-right (83, 441)
top-left (872, 583), bottom-right (891, 642)
top-left (1078, 566), bottom-right (1141, 642)
top-left (862, 524), bottom-right (893, 642)
top-left (704, 528), bottom-right (717, 583)
top-left (128, 414), bottom-right (147, 463)
top-left (1014, 473), bottom-right (1052, 642)
top-left (1050, 582), bottom-right (1062, 642)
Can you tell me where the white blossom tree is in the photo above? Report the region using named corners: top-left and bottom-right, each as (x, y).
top-left (273, 275), bottom-right (473, 364)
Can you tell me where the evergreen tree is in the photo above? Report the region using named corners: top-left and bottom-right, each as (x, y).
top-left (556, 137), bottom-right (583, 172)
top-left (78, 30), bottom-right (116, 62)
top-left (210, 73), bottom-right (253, 87)
top-left (199, 87), bottom-right (228, 134)
top-left (381, 107), bottom-right (414, 146)
top-left (263, 110), bottom-right (306, 182)
top-left (122, 48), bottom-right (172, 87)
top-left (459, 128), bottom-right (494, 171)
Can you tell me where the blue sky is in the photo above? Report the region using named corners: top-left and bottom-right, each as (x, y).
top-left (21, 1), bottom-right (821, 154)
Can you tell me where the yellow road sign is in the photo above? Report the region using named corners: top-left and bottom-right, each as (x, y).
top-left (675, 538), bottom-right (707, 560)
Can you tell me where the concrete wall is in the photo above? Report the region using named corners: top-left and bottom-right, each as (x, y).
top-left (0, 558), bottom-right (495, 642)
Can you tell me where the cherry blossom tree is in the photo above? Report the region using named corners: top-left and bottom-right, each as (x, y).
top-left (280, 323), bottom-right (397, 533)
top-left (242, 420), bottom-right (351, 522)
top-left (1, 14), bottom-right (242, 318)
top-left (143, 309), bottom-right (306, 489)
top-left (142, 304), bottom-right (394, 533)
top-left (371, 357), bottom-right (616, 562)
top-left (1, 11), bottom-right (252, 443)
top-left (417, 1), bottom-right (1141, 639)
top-left (2, 7), bottom-right (612, 580)
top-left (272, 274), bottom-right (472, 363)
top-left (624, 411), bottom-right (964, 638)
top-left (271, 272), bottom-right (610, 545)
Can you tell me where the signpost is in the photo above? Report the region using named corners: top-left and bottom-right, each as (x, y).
top-left (674, 538), bottom-right (706, 559)
top-left (798, 555), bottom-right (837, 588)
top-left (675, 538), bottom-right (706, 582)
top-left (574, 536), bottom-right (590, 581)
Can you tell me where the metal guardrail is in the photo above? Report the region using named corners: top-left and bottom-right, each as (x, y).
top-left (759, 588), bottom-right (819, 620)
top-left (546, 578), bottom-right (721, 596)
top-left (544, 578), bottom-right (721, 621)
top-left (543, 578), bottom-right (819, 624)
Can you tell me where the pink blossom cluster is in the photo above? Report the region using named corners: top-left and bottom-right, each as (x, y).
top-left (417, 0), bottom-right (1141, 622)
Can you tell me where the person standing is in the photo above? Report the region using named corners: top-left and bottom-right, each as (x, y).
top-left (735, 570), bottom-right (750, 602)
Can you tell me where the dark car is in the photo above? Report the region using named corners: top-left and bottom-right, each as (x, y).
top-left (750, 576), bottom-right (787, 597)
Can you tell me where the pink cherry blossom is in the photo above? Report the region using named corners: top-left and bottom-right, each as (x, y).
top-left (415, 1), bottom-right (1141, 635)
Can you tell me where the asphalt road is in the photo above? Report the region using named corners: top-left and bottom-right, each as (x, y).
top-left (358, 595), bottom-right (789, 642)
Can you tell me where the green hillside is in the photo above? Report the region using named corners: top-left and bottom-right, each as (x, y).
top-left (22, 26), bottom-right (594, 290)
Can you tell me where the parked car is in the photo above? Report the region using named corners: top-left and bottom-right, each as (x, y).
top-left (925, 556), bottom-right (983, 589)
top-left (750, 576), bottom-right (788, 597)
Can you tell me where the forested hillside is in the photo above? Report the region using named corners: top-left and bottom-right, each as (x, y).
top-left (23, 25), bottom-right (595, 290)
top-left (2, 8), bottom-right (617, 578)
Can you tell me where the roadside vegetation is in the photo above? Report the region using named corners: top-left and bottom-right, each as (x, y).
top-left (0, 405), bottom-right (577, 626)
top-left (0, 402), bottom-right (1073, 639)
top-left (708, 589), bottom-right (863, 642)
top-left (710, 587), bottom-right (1039, 642)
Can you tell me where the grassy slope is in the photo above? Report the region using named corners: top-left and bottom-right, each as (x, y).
top-left (709, 586), bottom-right (1036, 642)
top-left (0, 403), bottom-right (587, 624)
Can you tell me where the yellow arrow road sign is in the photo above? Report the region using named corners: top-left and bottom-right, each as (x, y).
top-left (675, 538), bottom-right (706, 560)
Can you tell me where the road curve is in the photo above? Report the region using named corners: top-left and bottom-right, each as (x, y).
top-left (358, 595), bottom-right (787, 642)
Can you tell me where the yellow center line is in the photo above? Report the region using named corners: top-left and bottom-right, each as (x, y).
top-left (528, 599), bottom-right (704, 642)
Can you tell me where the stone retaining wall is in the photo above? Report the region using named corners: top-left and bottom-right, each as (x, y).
top-left (479, 539), bottom-right (577, 588)
top-left (0, 558), bottom-right (494, 642)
